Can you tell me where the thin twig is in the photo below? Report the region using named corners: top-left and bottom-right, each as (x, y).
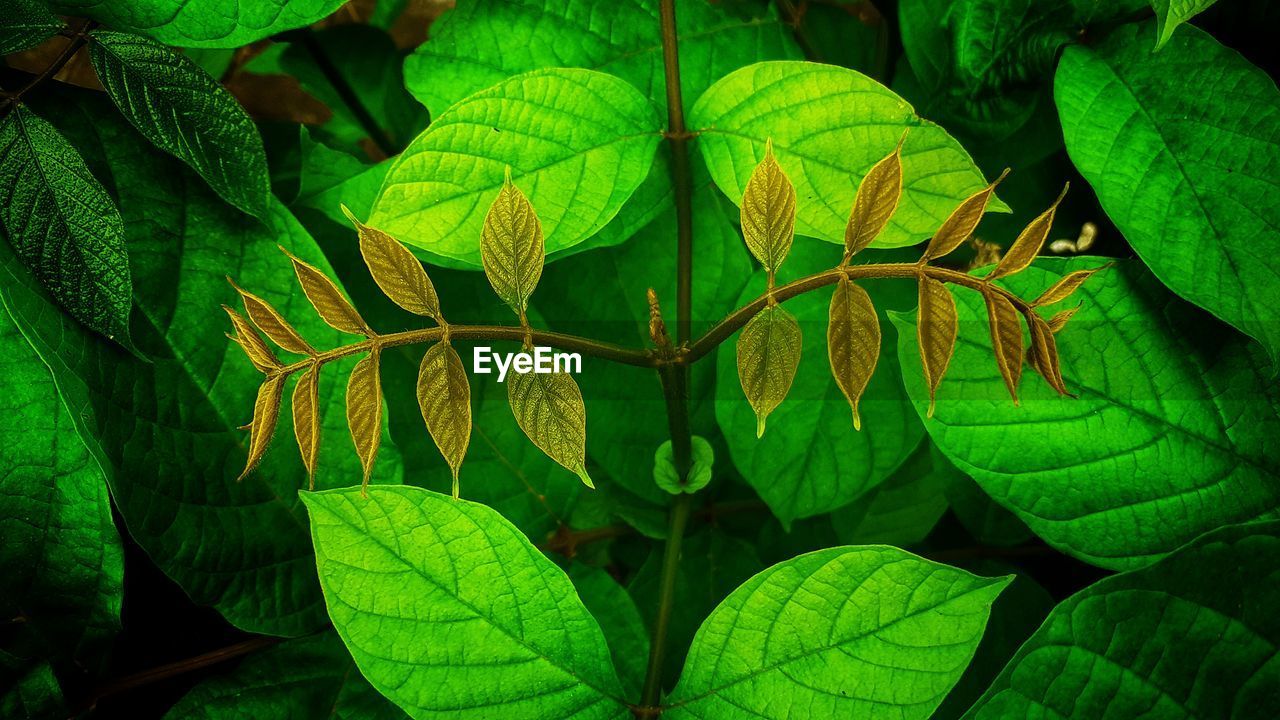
top-left (0, 21), bottom-right (95, 113)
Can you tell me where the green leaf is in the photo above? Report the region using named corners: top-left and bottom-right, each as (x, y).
top-left (303, 485), bottom-right (630, 720)
top-left (0, 662), bottom-right (63, 720)
top-left (829, 438), bottom-right (961, 547)
top-left (88, 30), bottom-right (271, 218)
top-left (665, 546), bottom-right (1011, 720)
top-left (964, 521), bottom-right (1280, 719)
top-left (691, 61), bottom-right (1002, 249)
top-left (1056, 22), bottom-right (1280, 363)
top-left (716, 240), bottom-right (923, 526)
top-left (654, 436), bottom-right (714, 495)
top-left (736, 304), bottom-right (802, 438)
top-left (166, 632), bottom-right (406, 720)
top-left (566, 565), bottom-right (649, 700)
top-left (1152, 0), bottom-right (1217, 48)
top-left (1, 94), bottom-right (401, 635)
top-left (893, 258), bottom-right (1280, 570)
top-left (0, 105), bottom-right (132, 347)
top-left (0, 314), bottom-right (123, 671)
top-left (293, 130), bottom-right (392, 225)
top-left (50, 0), bottom-right (348, 48)
top-left (0, 0), bottom-right (60, 54)
top-left (945, 475), bottom-right (1033, 548)
top-left (370, 68), bottom-right (661, 268)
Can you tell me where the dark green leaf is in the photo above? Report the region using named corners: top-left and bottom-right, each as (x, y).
top-left (0, 0), bottom-right (60, 54)
top-left (567, 565), bottom-right (649, 700)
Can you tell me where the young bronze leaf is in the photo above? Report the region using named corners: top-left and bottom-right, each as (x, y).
top-left (343, 204), bottom-right (441, 321)
top-left (223, 305), bottom-right (280, 373)
top-left (417, 342), bottom-right (471, 498)
top-left (740, 139), bottom-right (796, 275)
top-left (507, 361), bottom-right (592, 488)
top-left (227, 277), bottom-right (315, 355)
top-left (917, 276), bottom-right (958, 417)
top-left (278, 245), bottom-right (372, 336)
top-left (346, 350), bottom-right (383, 493)
top-left (827, 278), bottom-right (880, 430)
top-left (239, 374), bottom-right (287, 481)
top-left (988, 184), bottom-right (1069, 281)
top-left (921, 169), bottom-right (1010, 263)
top-left (1033, 267), bottom-right (1100, 307)
top-left (1047, 306), bottom-right (1080, 334)
top-left (844, 135), bottom-right (905, 259)
top-left (480, 169), bottom-right (544, 317)
top-left (737, 304), bottom-right (802, 437)
top-left (983, 288), bottom-right (1024, 403)
top-left (1028, 313), bottom-right (1070, 395)
top-left (292, 363), bottom-right (321, 489)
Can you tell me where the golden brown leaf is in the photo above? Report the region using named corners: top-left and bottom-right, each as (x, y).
top-left (227, 277), bottom-right (315, 355)
top-left (740, 139), bottom-right (796, 275)
top-left (343, 205), bottom-right (442, 321)
top-left (827, 278), bottom-right (880, 429)
top-left (292, 363), bottom-right (321, 490)
top-left (481, 169), bottom-right (544, 316)
top-left (988, 184), bottom-right (1068, 281)
top-left (1033, 267), bottom-right (1100, 307)
top-left (844, 134), bottom-right (904, 259)
top-left (223, 305), bottom-right (280, 373)
top-left (238, 373), bottom-right (287, 482)
top-left (921, 169), bottom-right (1009, 263)
top-left (1027, 314), bottom-right (1070, 395)
top-left (278, 245), bottom-right (372, 336)
top-left (917, 276), bottom-right (958, 417)
top-left (1047, 306), bottom-right (1080, 334)
top-left (983, 288), bottom-right (1024, 403)
top-left (346, 350), bottom-right (383, 493)
top-left (507, 361), bottom-right (592, 488)
top-left (418, 342), bottom-right (471, 497)
top-left (737, 304), bottom-right (802, 437)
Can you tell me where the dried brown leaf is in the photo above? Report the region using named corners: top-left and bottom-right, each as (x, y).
top-left (740, 139), bottom-right (796, 275)
top-left (922, 169), bottom-right (1009, 263)
top-left (988, 184), bottom-right (1068, 281)
top-left (343, 205), bottom-right (442, 321)
top-left (827, 277), bottom-right (880, 429)
top-left (917, 276), bottom-right (958, 417)
top-left (227, 277), bottom-right (315, 355)
top-left (278, 245), bottom-right (372, 336)
top-left (983, 288), bottom-right (1024, 403)
top-left (1032, 267), bottom-right (1100, 307)
top-left (844, 134), bottom-right (904, 259)
top-left (507, 361), bottom-right (592, 488)
top-left (1027, 313), bottom-right (1070, 395)
top-left (292, 363), bottom-right (321, 490)
top-left (239, 373), bottom-right (287, 481)
top-left (737, 304), bottom-right (802, 437)
top-left (418, 342), bottom-right (471, 497)
top-left (223, 305), bottom-right (280, 373)
top-left (346, 350), bottom-right (383, 493)
top-left (481, 169), bottom-right (544, 316)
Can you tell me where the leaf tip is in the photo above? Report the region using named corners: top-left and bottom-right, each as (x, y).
top-left (339, 203), bottom-right (360, 227)
top-left (755, 415), bottom-right (767, 438)
top-left (575, 466), bottom-right (595, 490)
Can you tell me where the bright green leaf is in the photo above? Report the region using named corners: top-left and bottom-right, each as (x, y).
top-left (1056, 22), bottom-right (1280, 363)
top-left (370, 68), bottom-right (661, 268)
top-left (653, 436), bottom-right (714, 495)
top-left (964, 521), bottom-right (1280, 719)
top-left (303, 485), bottom-right (630, 720)
top-left (691, 61), bottom-right (1002, 248)
top-left (88, 30), bottom-right (272, 218)
top-left (893, 258), bottom-right (1280, 570)
top-left (1152, 0), bottom-right (1217, 48)
top-left (665, 546), bottom-right (1011, 720)
top-left (0, 105), bottom-right (132, 347)
top-left (50, 0), bottom-right (348, 48)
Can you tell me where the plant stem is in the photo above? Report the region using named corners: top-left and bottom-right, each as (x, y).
top-left (638, 492), bottom-right (693, 711)
top-left (659, 0), bottom-right (694, 345)
top-left (291, 29), bottom-right (398, 158)
top-left (0, 21), bottom-right (94, 113)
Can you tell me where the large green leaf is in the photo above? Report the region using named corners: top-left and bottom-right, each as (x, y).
top-left (0, 0), bottom-right (60, 54)
top-left (963, 521), bottom-right (1280, 719)
top-left (567, 565), bottom-right (649, 699)
top-left (690, 61), bottom-right (1002, 249)
top-left (50, 0), bottom-right (348, 48)
top-left (1056, 22), bottom-right (1280, 363)
top-left (370, 68), bottom-right (661, 268)
top-left (829, 438), bottom-right (960, 547)
top-left (303, 486), bottom-right (630, 720)
top-left (166, 632), bottom-right (406, 720)
top-left (0, 93), bottom-right (401, 636)
top-left (664, 546), bottom-right (1011, 719)
top-left (88, 30), bottom-right (271, 218)
top-left (0, 105), bottom-right (132, 347)
top-left (716, 239), bottom-right (923, 525)
top-left (0, 315), bottom-right (122, 673)
top-left (893, 258), bottom-right (1280, 570)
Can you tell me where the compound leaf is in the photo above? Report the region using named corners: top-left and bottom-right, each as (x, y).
top-left (737, 304), bottom-right (802, 438)
top-left (916, 276), bottom-right (958, 416)
top-left (240, 373), bottom-right (288, 481)
top-left (280, 246), bottom-right (372, 337)
top-left (827, 277), bottom-right (880, 430)
top-left (987, 186), bottom-right (1066, 282)
top-left (844, 139), bottom-right (904, 258)
top-left (981, 289), bottom-right (1023, 403)
top-left (740, 140), bottom-right (796, 275)
top-left (921, 170), bottom-right (1007, 263)
top-left (229, 278), bottom-right (316, 356)
top-left (292, 363), bottom-right (321, 488)
top-left (346, 351), bottom-right (383, 490)
top-left (507, 363), bottom-right (592, 487)
top-left (417, 342), bottom-right (471, 497)
top-left (345, 205), bottom-right (440, 321)
top-left (481, 172), bottom-right (544, 316)
top-left (302, 485), bottom-right (629, 720)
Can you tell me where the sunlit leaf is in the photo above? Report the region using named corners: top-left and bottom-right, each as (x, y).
top-left (229, 278), bottom-right (316, 356)
top-left (737, 304), bottom-right (802, 437)
top-left (740, 139), bottom-right (796, 275)
top-left (844, 138), bottom-right (904, 259)
top-left (916, 276), bottom-right (958, 416)
top-left (827, 277), bottom-right (880, 429)
top-left (345, 204), bottom-right (440, 321)
top-left (52, 0), bottom-right (349, 47)
top-left (921, 170), bottom-right (1008, 263)
top-left (280, 245), bottom-right (372, 337)
top-left (240, 374), bottom-right (288, 481)
top-left (346, 351), bottom-right (383, 491)
top-left (987, 186), bottom-right (1067, 282)
top-left (292, 363), bottom-right (321, 489)
top-left (507, 362), bottom-right (592, 488)
top-left (417, 342), bottom-right (471, 497)
top-left (223, 305), bottom-right (281, 374)
top-left (481, 171), bottom-right (545, 317)
top-left (1032, 267), bottom-right (1101, 307)
top-left (982, 289), bottom-right (1023, 403)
